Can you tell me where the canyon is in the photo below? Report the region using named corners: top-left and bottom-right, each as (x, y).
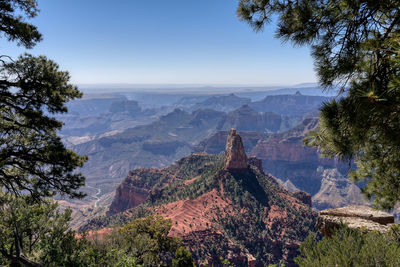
top-left (90, 129), bottom-right (316, 266)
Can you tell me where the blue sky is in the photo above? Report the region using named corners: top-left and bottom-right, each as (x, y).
top-left (1, 0), bottom-right (317, 86)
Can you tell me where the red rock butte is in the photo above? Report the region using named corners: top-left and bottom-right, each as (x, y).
top-left (224, 128), bottom-right (248, 171)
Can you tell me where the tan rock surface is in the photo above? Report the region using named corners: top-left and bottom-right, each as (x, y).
top-left (320, 206), bottom-right (394, 224)
top-left (224, 128), bottom-right (248, 170)
top-left (318, 205), bottom-right (394, 236)
top-left (312, 168), bottom-right (368, 210)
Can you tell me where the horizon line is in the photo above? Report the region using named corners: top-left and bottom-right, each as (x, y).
top-left (76, 82), bottom-right (319, 89)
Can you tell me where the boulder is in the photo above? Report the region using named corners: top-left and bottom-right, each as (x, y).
top-left (317, 205), bottom-right (394, 236)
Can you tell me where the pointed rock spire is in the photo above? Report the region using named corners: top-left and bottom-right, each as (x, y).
top-left (224, 129), bottom-right (248, 170)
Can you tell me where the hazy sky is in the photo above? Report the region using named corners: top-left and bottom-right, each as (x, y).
top-left (1, 0), bottom-right (317, 86)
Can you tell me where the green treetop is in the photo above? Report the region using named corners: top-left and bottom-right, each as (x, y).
top-left (238, 0), bottom-right (400, 209)
top-left (0, 0), bottom-right (87, 199)
top-left (0, 0), bottom-right (42, 48)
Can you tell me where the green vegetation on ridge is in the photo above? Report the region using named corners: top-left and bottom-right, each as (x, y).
top-left (295, 225), bottom-right (400, 266)
top-left (88, 153), bottom-right (316, 265)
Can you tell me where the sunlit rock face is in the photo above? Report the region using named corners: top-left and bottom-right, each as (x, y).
top-left (317, 206), bottom-right (394, 236)
top-left (312, 168), bottom-right (368, 210)
top-left (224, 129), bottom-right (248, 171)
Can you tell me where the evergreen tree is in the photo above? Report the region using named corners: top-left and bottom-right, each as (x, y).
top-left (0, 0), bottom-right (87, 199)
top-left (295, 225), bottom-right (400, 266)
top-left (0, 193), bottom-right (93, 267)
top-left (91, 216), bottom-right (194, 267)
top-left (0, 0), bottom-right (41, 48)
top-left (238, 0), bottom-right (400, 209)
top-left (172, 247), bottom-right (196, 267)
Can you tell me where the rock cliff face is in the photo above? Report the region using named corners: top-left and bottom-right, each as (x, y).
top-left (109, 183), bottom-right (148, 215)
top-left (224, 129), bottom-right (248, 170)
top-left (312, 168), bottom-right (368, 210)
top-left (317, 206), bottom-right (394, 236)
top-left (107, 168), bottom-right (177, 215)
top-left (251, 118), bottom-right (345, 195)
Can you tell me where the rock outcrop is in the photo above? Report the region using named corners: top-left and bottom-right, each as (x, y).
top-left (108, 182), bottom-right (149, 215)
top-left (317, 206), bottom-right (394, 236)
top-left (224, 129), bottom-right (248, 171)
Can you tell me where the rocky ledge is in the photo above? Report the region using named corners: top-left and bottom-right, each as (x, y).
top-left (317, 205), bottom-right (394, 236)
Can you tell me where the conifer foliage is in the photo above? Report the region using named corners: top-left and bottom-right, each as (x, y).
top-left (295, 225), bottom-right (400, 266)
top-left (238, 0), bottom-right (400, 209)
top-left (0, 2), bottom-right (196, 266)
top-left (0, 1), bottom-right (88, 265)
top-left (0, 0), bottom-right (87, 199)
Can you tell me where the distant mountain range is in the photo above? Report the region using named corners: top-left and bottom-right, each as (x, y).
top-left (59, 97), bottom-right (163, 137)
top-left (60, 91), bottom-right (337, 214)
top-left (70, 106), bottom-right (290, 197)
top-left (59, 90), bottom-right (376, 242)
top-left (188, 93), bottom-right (251, 112)
top-left (249, 92), bottom-right (331, 117)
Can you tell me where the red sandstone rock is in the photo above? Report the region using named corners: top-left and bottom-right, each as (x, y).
top-left (108, 182), bottom-right (148, 215)
top-left (107, 168), bottom-right (176, 215)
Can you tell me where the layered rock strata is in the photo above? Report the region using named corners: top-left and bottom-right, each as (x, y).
top-left (317, 206), bottom-right (394, 236)
top-left (312, 168), bottom-right (368, 210)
